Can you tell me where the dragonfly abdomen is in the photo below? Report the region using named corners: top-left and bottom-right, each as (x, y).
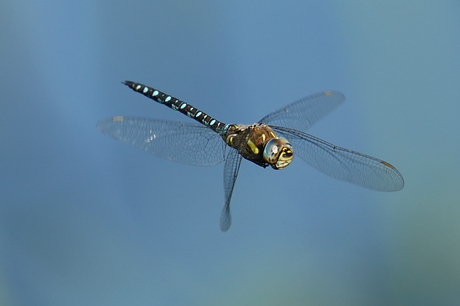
top-left (124, 81), bottom-right (227, 133)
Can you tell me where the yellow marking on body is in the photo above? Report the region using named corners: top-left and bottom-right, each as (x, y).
top-left (227, 135), bottom-right (234, 147)
top-left (261, 134), bottom-right (266, 142)
top-left (269, 131), bottom-right (276, 138)
top-left (381, 161), bottom-right (395, 169)
top-left (247, 139), bottom-right (259, 154)
top-left (112, 116), bottom-right (124, 121)
top-left (283, 148), bottom-right (293, 157)
top-left (324, 90), bottom-right (333, 95)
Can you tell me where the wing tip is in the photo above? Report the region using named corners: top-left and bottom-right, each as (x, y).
top-left (380, 161), bottom-right (405, 191)
top-left (112, 116), bottom-right (125, 122)
top-left (323, 90), bottom-right (346, 101)
top-left (220, 206), bottom-right (232, 232)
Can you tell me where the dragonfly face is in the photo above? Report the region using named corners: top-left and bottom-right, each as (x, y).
top-left (263, 137), bottom-right (293, 169)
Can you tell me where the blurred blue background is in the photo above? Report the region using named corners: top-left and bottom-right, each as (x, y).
top-left (1, 1), bottom-right (460, 305)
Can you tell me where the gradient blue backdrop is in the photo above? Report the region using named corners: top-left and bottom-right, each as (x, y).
top-left (1, 1), bottom-right (459, 305)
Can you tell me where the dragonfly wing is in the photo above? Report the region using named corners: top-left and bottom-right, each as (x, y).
top-left (273, 127), bottom-right (404, 191)
top-left (220, 148), bottom-right (242, 232)
top-left (260, 90), bottom-right (345, 132)
top-left (97, 117), bottom-right (226, 166)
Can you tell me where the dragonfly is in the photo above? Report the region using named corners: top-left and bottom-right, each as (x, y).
top-left (97, 81), bottom-right (404, 231)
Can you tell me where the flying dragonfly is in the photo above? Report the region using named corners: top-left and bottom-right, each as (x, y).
top-left (97, 81), bottom-right (404, 231)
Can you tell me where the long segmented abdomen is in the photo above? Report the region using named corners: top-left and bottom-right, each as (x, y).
top-left (124, 81), bottom-right (228, 134)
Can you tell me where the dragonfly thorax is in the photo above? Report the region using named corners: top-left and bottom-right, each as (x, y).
top-left (223, 123), bottom-right (293, 169)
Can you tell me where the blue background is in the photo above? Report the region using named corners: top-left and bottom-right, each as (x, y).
top-left (1, 1), bottom-right (460, 305)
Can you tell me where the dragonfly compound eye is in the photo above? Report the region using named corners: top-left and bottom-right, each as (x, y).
top-left (263, 138), bottom-right (294, 170)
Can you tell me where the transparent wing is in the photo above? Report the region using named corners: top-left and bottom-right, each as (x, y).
top-left (220, 148), bottom-right (242, 232)
top-left (273, 127), bottom-right (404, 191)
top-left (259, 90), bottom-right (345, 132)
top-left (97, 116), bottom-right (226, 166)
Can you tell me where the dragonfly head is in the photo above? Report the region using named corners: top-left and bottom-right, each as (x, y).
top-left (263, 137), bottom-right (293, 170)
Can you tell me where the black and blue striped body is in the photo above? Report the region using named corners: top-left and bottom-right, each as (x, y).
top-left (123, 81), bottom-right (286, 169)
top-left (124, 81), bottom-right (228, 134)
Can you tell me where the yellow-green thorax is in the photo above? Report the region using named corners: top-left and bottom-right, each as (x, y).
top-left (223, 123), bottom-right (293, 169)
